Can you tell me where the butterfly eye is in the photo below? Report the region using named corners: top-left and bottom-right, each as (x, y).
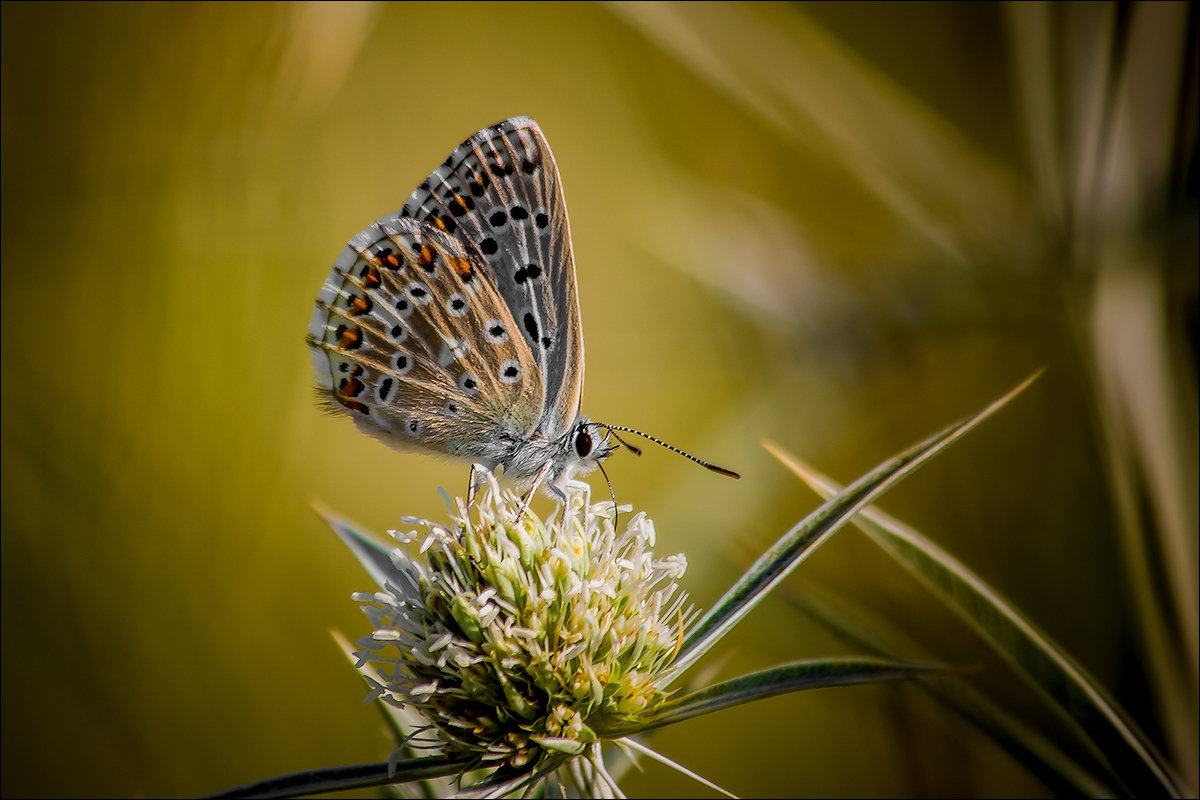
top-left (574, 427), bottom-right (593, 458)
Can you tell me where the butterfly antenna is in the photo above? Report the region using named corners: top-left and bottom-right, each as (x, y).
top-left (596, 423), bottom-right (741, 479)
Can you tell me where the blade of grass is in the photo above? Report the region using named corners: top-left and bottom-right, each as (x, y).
top-left (787, 588), bottom-right (1117, 798)
top-left (605, 0), bottom-right (1023, 264)
top-left (601, 658), bottom-right (941, 738)
top-left (315, 503), bottom-right (412, 593)
top-left (617, 737), bottom-right (737, 799)
top-left (771, 444), bottom-right (1185, 797)
top-left (672, 372), bottom-right (1041, 678)
top-left (452, 756), bottom-right (568, 800)
top-left (331, 631), bottom-right (450, 799)
top-left (201, 756), bottom-right (469, 800)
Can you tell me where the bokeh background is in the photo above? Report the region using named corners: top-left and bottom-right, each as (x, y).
top-left (2, 2), bottom-right (1195, 797)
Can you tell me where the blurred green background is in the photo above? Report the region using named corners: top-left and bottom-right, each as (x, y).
top-left (2, 2), bottom-right (1195, 797)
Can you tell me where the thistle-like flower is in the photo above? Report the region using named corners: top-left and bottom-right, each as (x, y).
top-left (350, 473), bottom-right (694, 792)
top-left (211, 379), bottom-right (1063, 799)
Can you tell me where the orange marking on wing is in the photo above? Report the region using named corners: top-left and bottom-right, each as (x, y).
top-left (336, 325), bottom-right (363, 350)
top-left (337, 377), bottom-right (365, 398)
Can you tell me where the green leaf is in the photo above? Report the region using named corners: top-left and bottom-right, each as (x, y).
top-left (771, 442), bottom-right (1186, 798)
top-left (451, 757), bottom-right (569, 800)
top-left (596, 658), bottom-right (942, 738)
top-left (671, 372), bottom-right (1041, 678)
top-left (314, 503), bottom-right (402, 592)
top-left (331, 631), bottom-right (450, 799)
top-left (788, 588), bottom-right (1117, 798)
top-left (201, 757), bottom-right (469, 799)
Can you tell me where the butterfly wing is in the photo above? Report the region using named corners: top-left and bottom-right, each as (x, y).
top-left (307, 217), bottom-right (544, 467)
top-left (395, 117), bottom-right (584, 442)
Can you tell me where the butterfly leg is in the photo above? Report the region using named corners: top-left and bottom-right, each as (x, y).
top-left (516, 461), bottom-right (554, 520)
top-left (466, 463), bottom-right (489, 506)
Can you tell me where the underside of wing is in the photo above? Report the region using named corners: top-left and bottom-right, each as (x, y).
top-left (307, 217), bottom-right (543, 464)
top-left (393, 117), bottom-right (584, 440)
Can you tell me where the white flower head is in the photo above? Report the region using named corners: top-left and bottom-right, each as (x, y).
top-left (352, 472), bottom-right (695, 770)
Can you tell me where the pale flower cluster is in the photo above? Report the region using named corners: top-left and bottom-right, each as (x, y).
top-left (352, 474), bottom-right (695, 770)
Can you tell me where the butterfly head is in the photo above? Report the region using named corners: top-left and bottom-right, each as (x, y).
top-left (557, 416), bottom-right (618, 481)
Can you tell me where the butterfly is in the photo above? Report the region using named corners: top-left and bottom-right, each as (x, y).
top-left (307, 116), bottom-right (738, 498)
